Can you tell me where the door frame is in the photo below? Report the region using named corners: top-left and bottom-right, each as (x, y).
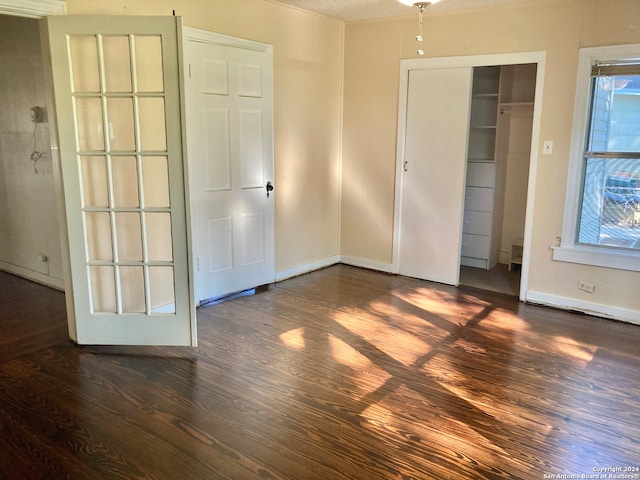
top-left (182, 26), bottom-right (274, 304)
top-left (393, 52), bottom-right (546, 301)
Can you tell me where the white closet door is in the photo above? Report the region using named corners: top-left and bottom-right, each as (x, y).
top-left (398, 67), bottom-right (472, 285)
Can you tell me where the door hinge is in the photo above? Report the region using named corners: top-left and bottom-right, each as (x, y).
top-left (197, 257), bottom-right (200, 272)
top-left (189, 63), bottom-right (192, 79)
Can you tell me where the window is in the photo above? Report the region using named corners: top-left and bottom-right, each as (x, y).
top-left (554, 44), bottom-right (640, 271)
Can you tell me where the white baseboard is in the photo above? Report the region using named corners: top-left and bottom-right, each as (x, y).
top-left (275, 255), bottom-right (340, 282)
top-left (0, 260), bottom-right (64, 291)
top-left (339, 255), bottom-right (395, 273)
top-left (525, 290), bottom-right (640, 326)
top-left (275, 255), bottom-right (396, 283)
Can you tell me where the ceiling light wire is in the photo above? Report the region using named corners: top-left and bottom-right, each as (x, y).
top-left (417, 3), bottom-right (425, 55)
top-left (399, 0), bottom-right (438, 56)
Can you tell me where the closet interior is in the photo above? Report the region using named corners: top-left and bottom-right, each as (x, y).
top-left (459, 63), bottom-right (537, 296)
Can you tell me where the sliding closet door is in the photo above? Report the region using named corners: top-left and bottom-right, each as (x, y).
top-left (398, 67), bottom-right (472, 285)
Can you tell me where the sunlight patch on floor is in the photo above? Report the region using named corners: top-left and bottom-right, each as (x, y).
top-left (360, 385), bottom-right (513, 470)
top-left (367, 300), bottom-right (453, 338)
top-left (550, 335), bottom-right (597, 365)
top-left (326, 334), bottom-right (393, 397)
top-left (326, 334), bottom-right (372, 370)
top-left (428, 368), bottom-right (555, 441)
top-left (481, 308), bottom-right (530, 331)
top-left (393, 288), bottom-right (490, 324)
top-left (333, 310), bottom-right (433, 366)
top-left (279, 327), bottom-right (306, 351)
top-left (279, 326), bottom-right (393, 399)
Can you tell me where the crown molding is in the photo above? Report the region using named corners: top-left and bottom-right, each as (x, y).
top-left (0, 0), bottom-right (66, 18)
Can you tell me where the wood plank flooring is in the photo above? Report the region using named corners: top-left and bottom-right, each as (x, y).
top-left (0, 272), bottom-right (67, 364)
top-left (1, 266), bottom-right (639, 479)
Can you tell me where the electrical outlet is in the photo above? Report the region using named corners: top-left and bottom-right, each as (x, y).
top-left (577, 280), bottom-right (595, 293)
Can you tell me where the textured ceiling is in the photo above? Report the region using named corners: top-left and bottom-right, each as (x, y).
top-left (270, 0), bottom-right (537, 22)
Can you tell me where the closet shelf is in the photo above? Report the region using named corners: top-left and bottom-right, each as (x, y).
top-left (467, 157), bottom-right (496, 162)
top-left (499, 102), bottom-right (534, 113)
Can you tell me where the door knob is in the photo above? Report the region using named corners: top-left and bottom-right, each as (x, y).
top-left (266, 181), bottom-right (274, 198)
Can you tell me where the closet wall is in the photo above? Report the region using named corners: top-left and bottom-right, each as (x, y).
top-left (461, 63), bottom-right (536, 270)
top-left (499, 64), bottom-right (536, 266)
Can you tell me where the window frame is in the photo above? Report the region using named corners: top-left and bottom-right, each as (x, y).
top-left (553, 43), bottom-right (640, 272)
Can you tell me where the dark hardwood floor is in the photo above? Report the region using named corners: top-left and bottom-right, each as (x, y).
top-left (1, 266), bottom-right (639, 479)
top-left (0, 272), bottom-right (67, 364)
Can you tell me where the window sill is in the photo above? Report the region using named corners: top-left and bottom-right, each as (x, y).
top-left (552, 245), bottom-right (640, 272)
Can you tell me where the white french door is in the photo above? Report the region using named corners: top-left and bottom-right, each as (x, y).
top-left (45, 16), bottom-right (196, 345)
top-left (186, 35), bottom-right (275, 302)
top-left (397, 67), bottom-right (473, 285)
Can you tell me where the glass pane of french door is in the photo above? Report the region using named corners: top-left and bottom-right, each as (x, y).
top-left (72, 33), bottom-right (175, 315)
top-left (46, 16), bottom-right (195, 345)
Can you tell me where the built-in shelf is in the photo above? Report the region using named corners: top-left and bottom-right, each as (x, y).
top-left (463, 66), bottom-right (502, 270)
top-left (499, 102), bottom-right (534, 114)
top-left (509, 238), bottom-right (524, 271)
top-left (500, 102), bottom-right (534, 107)
top-left (468, 157), bottom-right (496, 162)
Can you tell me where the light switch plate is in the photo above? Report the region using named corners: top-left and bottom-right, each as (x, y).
top-left (543, 140), bottom-right (553, 155)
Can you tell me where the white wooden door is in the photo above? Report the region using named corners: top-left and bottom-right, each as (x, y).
top-left (45, 16), bottom-right (197, 345)
top-left (187, 38), bottom-right (275, 302)
top-left (398, 67), bottom-right (472, 285)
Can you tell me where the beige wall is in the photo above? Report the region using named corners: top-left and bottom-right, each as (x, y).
top-left (341, 0), bottom-right (640, 319)
top-left (65, 0), bottom-right (345, 273)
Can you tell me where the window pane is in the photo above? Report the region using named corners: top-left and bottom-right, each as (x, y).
top-left (75, 97), bottom-right (104, 151)
top-left (149, 267), bottom-right (175, 314)
top-left (106, 98), bottom-right (135, 151)
top-left (120, 266), bottom-right (146, 313)
top-left (142, 156), bottom-right (170, 207)
top-left (578, 157), bottom-right (640, 249)
top-left (112, 156), bottom-right (139, 207)
top-left (90, 266), bottom-right (116, 313)
top-left (103, 36), bottom-right (132, 93)
top-left (80, 156), bottom-right (108, 207)
top-left (115, 212), bottom-right (143, 261)
top-left (135, 35), bottom-right (164, 92)
top-left (588, 75), bottom-right (640, 152)
top-left (69, 36), bottom-right (100, 93)
top-left (85, 212), bottom-right (113, 261)
top-left (138, 97), bottom-right (166, 151)
top-left (146, 213), bottom-right (173, 261)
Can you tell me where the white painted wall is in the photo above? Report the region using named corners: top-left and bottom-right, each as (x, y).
top-left (0, 14), bottom-right (63, 288)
